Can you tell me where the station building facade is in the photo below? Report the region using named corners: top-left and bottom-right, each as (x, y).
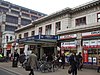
top-left (15, 0), bottom-right (100, 65)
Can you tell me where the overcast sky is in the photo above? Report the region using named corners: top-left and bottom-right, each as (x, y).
top-left (4, 0), bottom-right (93, 15)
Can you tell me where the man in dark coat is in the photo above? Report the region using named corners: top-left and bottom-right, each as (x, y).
top-left (12, 50), bottom-right (19, 67)
top-left (77, 52), bottom-right (83, 70)
top-left (69, 53), bottom-right (78, 75)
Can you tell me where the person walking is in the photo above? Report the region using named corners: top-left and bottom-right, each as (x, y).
top-left (69, 52), bottom-right (78, 75)
top-left (12, 50), bottom-right (19, 67)
top-left (27, 50), bottom-right (37, 75)
top-left (77, 52), bottom-right (83, 70)
top-left (61, 53), bottom-right (65, 69)
top-left (97, 55), bottom-right (100, 73)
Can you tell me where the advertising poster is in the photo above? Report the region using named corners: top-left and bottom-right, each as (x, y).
top-left (88, 57), bottom-right (92, 63)
top-left (83, 50), bottom-right (88, 62)
top-left (93, 57), bottom-right (97, 64)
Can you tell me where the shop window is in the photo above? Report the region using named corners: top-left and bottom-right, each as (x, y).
top-left (98, 49), bottom-right (100, 55)
top-left (38, 27), bottom-right (42, 35)
top-left (97, 13), bottom-right (100, 22)
top-left (24, 32), bottom-right (28, 38)
top-left (55, 21), bottom-right (61, 31)
top-left (45, 24), bottom-right (52, 35)
top-left (75, 17), bottom-right (86, 26)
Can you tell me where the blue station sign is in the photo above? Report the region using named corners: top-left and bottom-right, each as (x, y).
top-left (17, 35), bottom-right (59, 43)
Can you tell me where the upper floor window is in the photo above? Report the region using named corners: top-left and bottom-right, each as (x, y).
top-left (22, 13), bottom-right (30, 17)
top-left (11, 10), bottom-right (19, 15)
top-left (10, 5), bottom-right (19, 10)
top-left (5, 25), bottom-right (17, 31)
top-left (21, 18), bottom-right (31, 25)
top-left (75, 17), bottom-right (86, 26)
top-left (6, 36), bottom-right (8, 42)
top-left (10, 36), bottom-right (13, 40)
top-left (24, 32), bottom-right (28, 38)
top-left (31, 31), bottom-right (35, 36)
top-left (1, 2), bottom-right (9, 7)
top-left (55, 21), bottom-right (61, 31)
top-left (31, 15), bottom-right (38, 20)
top-left (97, 13), bottom-right (100, 22)
top-left (38, 27), bottom-right (42, 35)
top-left (19, 34), bottom-right (22, 39)
top-left (0, 7), bottom-right (9, 12)
top-left (45, 24), bottom-right (52, 35)
top-left (6, 15), bottom-right (18, 24)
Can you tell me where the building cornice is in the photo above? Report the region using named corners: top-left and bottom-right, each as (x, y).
top-left (72, 0), bottom-right (100, 13)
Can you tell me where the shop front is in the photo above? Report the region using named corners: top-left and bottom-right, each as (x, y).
top-left (59, 34), bottom-right (77, 63)
top-left (82, 31), bottom-right (100, 66)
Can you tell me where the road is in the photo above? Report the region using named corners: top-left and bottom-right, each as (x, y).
top-left (0, 68), bottom-right (18, 75)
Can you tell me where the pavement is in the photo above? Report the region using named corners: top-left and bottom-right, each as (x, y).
top-left (0, 61), bottom-right (100, 75)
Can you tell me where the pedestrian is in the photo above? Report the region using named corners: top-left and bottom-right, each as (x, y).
top-left (69, 52), bottom-right (78, 75)
top-left (61, 53), bottom-right (65, 69)
top-left (12, 50), bottom-right (19, 67)
top-left (27, 50), bottom-right (37, 75)
top-left (97, 55), bottom-right (100, 73)
top-left (76, 52), bottom-right (83, 70)
top-left (19, 53), bottom-right (26, 67)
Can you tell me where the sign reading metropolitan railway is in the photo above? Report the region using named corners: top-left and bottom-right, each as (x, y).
top-left (18, 35), bottom-right (59, 42)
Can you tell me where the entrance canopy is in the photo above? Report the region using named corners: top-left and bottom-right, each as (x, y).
top-left (17, 35), bottom-right (58, 44)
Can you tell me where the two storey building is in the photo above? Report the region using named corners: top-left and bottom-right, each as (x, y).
top-left (15, 0), bottom-right (100, 65)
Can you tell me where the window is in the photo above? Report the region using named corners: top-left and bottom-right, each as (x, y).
top-left (11, 10), bottom-right (19, 15)
top-left (1, 2), bottom-right (9, 7)
top-left (38, 27), bottom-right (42, 35)
top-left (10, 36), bottom-right (12, 40)
top-left (0, 7), bottom-right (9, 12)
top-left (21, 8), bottom-right (29, 12)
top-left (31, 15), bottom-right (38, 20)
top-left (30, 11), bottom-right (37, 15)
top-left (21, 18), bottom-right (31, 25)
top-left (75, 17), bottom-right (86, 26)
top-left (31, 31), bottom-right (35, 36)
top-left (24, 32), bottom-right (28, 38)
top-left (45, 24), bottom-right (52, 35)
top-left (10, 5), bottom-right (19, 10)
top-left (97, 13), bottom-right (100, 22)
top-left (22, 13), bottom-right (29, 17)
top-left (6, 36), bottom-right (8, 42)
top-left (5, 25), bottom-right (17, 31)
top-left (55, 21), bottom-right (61, 31)
top-left (19, 34), bottom-right (22, 39)
top-left (6, 15), bottom-right (18, 24)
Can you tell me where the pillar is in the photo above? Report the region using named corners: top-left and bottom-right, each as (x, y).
top-left (40, 47), bottom-right (43, 59)
top-left (4, 48), bottom-right (6, 56)
top-left (76, 33), bottom-right (82, 53)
